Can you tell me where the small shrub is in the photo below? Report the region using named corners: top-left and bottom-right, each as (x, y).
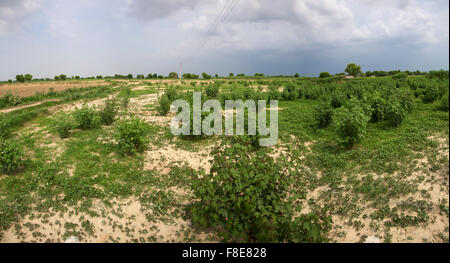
top-left (335, 105), bottom-right (370, 147)
top-left (394, 89), bottom-right (415, 113)
top-left (0, 140), bottom-right (24, 175)
top-left (191, 139), bottom-right (293, 242)
top-left (157, 94), bottom-right (171, 116)
top-left (313, 101), bottom-right (333, 128)
top-left (191, 138), bottom-right (332, 242)
top-left (367, 94), bottom-right (387, 122)
top-left (115, 117), bottom-right (151, 155)
top-left (304, 85), bottom-right (321, 100)
top-left (0, 118), bottom-right (8, 138)
top-left (0, 91), bottom-right (22, 107)
top-left (52, 112), bottom-right (74, 138)
top-left (392, 72), bottom-right (408, 81)
top-left (281, 84), bottom-right (300, 100)
top-left (165, 86), bottom-right (179, 101)
top-left (99, 98), bottom-right (118, 125)
top-left (385, 100), bottom-right (407, 127)
top-left (330, 91), bottom-right (345, 108)
top-left (205, 84), bottom-right (219, 98)
top-left (438, 94), bottom-right (449, 111)
top-left (121, 87), bottom-right (131, 108)
top-left (422, 83), bottom-right (440, 103)
top-left (73, 105), bottom-right (100, 130)
top-left (289, 210), bottom-right (333, 243)
top-left (267, 89), bottom-right (282, 100)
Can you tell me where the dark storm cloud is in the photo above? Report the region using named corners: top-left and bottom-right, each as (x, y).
top-left (126, 0), bottom-right (207, 22)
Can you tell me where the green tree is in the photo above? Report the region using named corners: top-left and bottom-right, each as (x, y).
top-left (319, 72), bottom-right (331, 78)
top-left (127, 74), bottom-right (133, 79)
top-left (24, 74), bottom-right (33, 82)
top-left (345, 63), bottom-right (362, 76)
top-left (168, 72), bottom-right (179, 79)
top-left (15, 75), bottom-right (25, 83)
top-left (202, 72), bottom-right (211, 79)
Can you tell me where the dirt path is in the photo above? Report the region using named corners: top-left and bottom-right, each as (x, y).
top-left (0, 100), bottom-right (59, 114)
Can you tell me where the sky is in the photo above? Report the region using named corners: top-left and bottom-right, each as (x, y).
top-left (0, 0), bottom-right (449, 80)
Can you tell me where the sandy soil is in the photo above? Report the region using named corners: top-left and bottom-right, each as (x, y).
top-left (0, 81), bottom-right (110, 97)
top-left (0, 197), bottom-right (215, 243)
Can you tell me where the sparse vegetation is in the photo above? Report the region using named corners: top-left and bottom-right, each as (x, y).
top-left (115, 116), bottom-right (151, 155)
top-left (0, 72), bottom-right (448, 244)
top-left (99, 98), bottom-right (118, 125)
top-left (51, 112), bottom-right (75, 138)
top-left (0, 140), bottom-right (24, 175)
top-left (73, 105), bottom-right (100, 130)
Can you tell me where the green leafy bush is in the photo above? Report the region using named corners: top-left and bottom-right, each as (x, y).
top-left (313, 101), bottom-right (333, 128)
top-left (267, 89), bottom-right (282, 100)
top-left (335, 104), bottom-right (370, 147)
top-left (0, 140), bottom-right (24, 175)
top-left (393, 89), bottom-right (415, 113)
top-left (157, 94), bottom-right (171, 116)
top-left (0, 91), bottom-right (22, 108)
top-left (281, 83), bottom-right (300, 100)
top-left (319, 72), bottom-right (331, 78)
top-left (0, 117), bottom-right (8, 138)
top-left (392, 72), bottom-right (408, 81)
top-left (191, 138), bottom-right (293, 242)
top-left (191, 137), bottom-right (332, 242)
top-left (438, 93), bottom-right (449, 111)
top-left (165, 86), bottom-right (179, 101)
top-left (51, 112), bottom-right (74, 138)
top-left (304, 85), bottom-right (321, 100)
top-left (289, 210), bottom-right (333, 242)
top-left (205, 83), bottom-right (219, 98)
top-left (330, 91), bottom-right (345, 108)
top-left (121, 87), bottom-right (131, 108)
top-left (73, 105), bottom-right (100, 130)
top-left (385, 100), bottom-right (407, 127)
top-left (99, 98), bottom-right (118, 125)
top-left (422, 83), bottom-right (440, 103)
top-left (115, 117), bottom-right (151, 155)
top-left (367, 94), bottom-right (387, 122)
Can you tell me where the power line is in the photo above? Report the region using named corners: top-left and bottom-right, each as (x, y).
top-left (203, 0), bottom-right (234, 38)
top-left (180, 0), bottom-right (239, 77)
top-left (201, 0), bottom-right (239, 48)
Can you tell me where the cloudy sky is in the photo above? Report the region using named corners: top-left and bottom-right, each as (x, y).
top-left (0, 0), bottom-right (448, 80)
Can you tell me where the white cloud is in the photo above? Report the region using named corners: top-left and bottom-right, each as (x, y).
top-left (0, 0), bottom-right (41, 35)
top-left (173, 0), bottom-right (447, 51)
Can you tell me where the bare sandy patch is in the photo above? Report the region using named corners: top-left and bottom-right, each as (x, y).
top-left (0, 81), bottom-right (110, 97)
top-left (145, 144), bottom-right (214, 175)
top-left (0, 197), bottom-right (215, 243)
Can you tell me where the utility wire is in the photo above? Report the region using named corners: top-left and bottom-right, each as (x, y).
top-left (200, 0), bottom-right (239, 48)
top-left (180, 0), bottom-right (239, 77)
top-left (203, 0), bottom-right (234, 38)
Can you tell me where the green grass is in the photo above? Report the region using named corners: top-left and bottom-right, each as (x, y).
top-left (0, 76), bottom-right (448, 242)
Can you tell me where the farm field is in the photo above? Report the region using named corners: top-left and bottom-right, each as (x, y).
top-left (0, 74), bottom-right (448, 243)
